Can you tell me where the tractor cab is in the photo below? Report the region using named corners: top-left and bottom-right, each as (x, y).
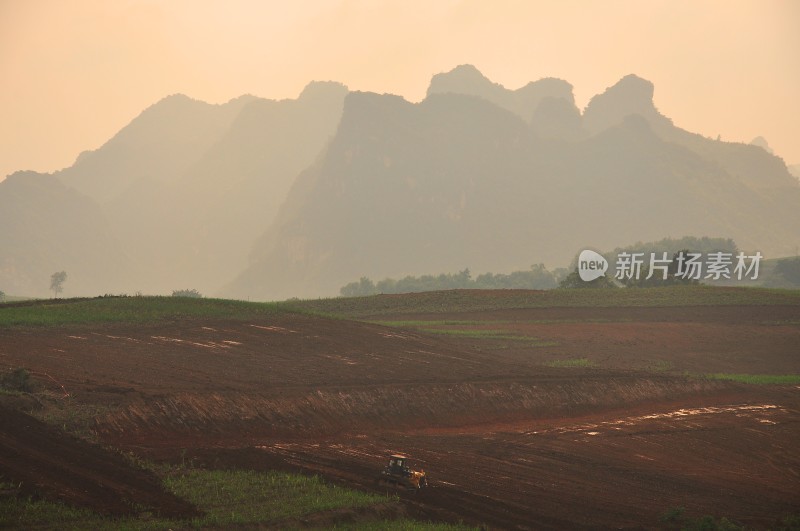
top-left (388, 454), bottom-right (410, 476)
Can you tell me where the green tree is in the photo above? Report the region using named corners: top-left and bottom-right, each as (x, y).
top-left (172, 289), bottom-right (202, 298)
top-left (50, 271), bottom-right (67, 298)
top-left (455, 267), bottom-right (471, 286)
top-left (340, 277), bottom-right (376, 297)
top-left (0, 290), bottom-right (5, 303)
top-left (375, 277), bottom-right (397, 293)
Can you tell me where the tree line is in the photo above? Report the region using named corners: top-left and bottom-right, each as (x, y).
top-left (340, 264), bottom-right (559, 297)
top-left (339, 238), bottom-right (765, 296)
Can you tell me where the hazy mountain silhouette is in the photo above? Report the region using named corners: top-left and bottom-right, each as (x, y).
top-left (225, 69), bottom-right (799, 300)
top-left (531, 96), bottom-right (584, 141)
top-left (95, 81), bottom-right (348, 293)
top-left (59, 93), bottom-right (256, 204)
top-left (0, 172), bottom-right (134, 297)
top-left (583, 75), bottom-right (796, 191)
top-left (2, 66), bottom-right (797, 300)
top-left (750, 136), bottom-right (774, 155)
top-left (20, 83), bottom-right (347, 296)
top-left (428, 64), bottom-right (578, 124)
top-left (582, 74), bottom-right (672, 135)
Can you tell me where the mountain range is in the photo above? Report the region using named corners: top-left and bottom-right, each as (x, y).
top-left (2, 82), bottom-right (347, 297)
top-left (2, 65), bottom-right (798, 299)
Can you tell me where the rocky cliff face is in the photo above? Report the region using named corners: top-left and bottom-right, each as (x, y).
top-left (225, 70), bottom-right (799, 300)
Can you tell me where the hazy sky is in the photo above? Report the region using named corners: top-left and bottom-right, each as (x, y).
top-left (1, 0), bottom-right (799, 181)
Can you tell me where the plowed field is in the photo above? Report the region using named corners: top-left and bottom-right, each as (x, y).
top-left (0, 292), bottom-right (798, 529)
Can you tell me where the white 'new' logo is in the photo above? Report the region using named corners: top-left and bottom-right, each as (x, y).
top-left (578, 250), bottom-right (608, 282)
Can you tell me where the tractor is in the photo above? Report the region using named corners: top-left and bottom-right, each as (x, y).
top-left (378, 454), bottom-right (427, 490)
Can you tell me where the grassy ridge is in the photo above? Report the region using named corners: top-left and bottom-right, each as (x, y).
top-left (0, 296), bottom-right (285, 327)
top-left (287, 286), bottom-right (800, 318)
top-left (2, 286), bottom-right (799, 327)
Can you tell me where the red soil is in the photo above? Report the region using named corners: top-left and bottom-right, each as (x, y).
top-left (0, 300), bottom-right (798, 528)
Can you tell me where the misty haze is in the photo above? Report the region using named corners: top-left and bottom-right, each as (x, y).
top-left (2, 3), bottom-right (800, 529)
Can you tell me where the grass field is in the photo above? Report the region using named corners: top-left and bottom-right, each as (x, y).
top-left (0, 466), bottom-right (472, 530)
top-left (1, 286), bottom-right (799, 327)
top-left (0, 296), bottom-right (286, 327)
top-left (418, 328), bottom-right (556, 344)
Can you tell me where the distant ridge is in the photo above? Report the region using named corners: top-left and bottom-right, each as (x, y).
top-left (583, 74), bottom-right (672, 134)
top-left (0, 66), bottom-right (796, 300)
top-left (0, 83), bottom-right (348, 297)
top-left (224, 68), bottom-right (799, 300)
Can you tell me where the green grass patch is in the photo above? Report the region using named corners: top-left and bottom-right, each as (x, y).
top-left (165, 469), bottom-right (383, 526)
top-left (516, 318), bottom-right (625, 324)
top-left (337, 522), bottom-right (475, 530)
top-left (649, 360), bottom-right (674, 373)
top-left (545, 358), bottom-right (594, 368)
top-left (32, 401), bottom-right (115, 440)
top-left (375, 320), bottom-right (557, 345)
top-left (0, 496), bottom-right (105, 530)
top-left (376, 318), bottom-right (618, 327)
top-left (375, 320), bottom-right (483, 327)
top-left (419, 328), bottom-right (556, 345)
top-left (760, 319), bottom-right (800, 325)
top-left (659, 506), bottom-right (744, 530)
top-left (704, 373), bottom-right (800, 385)
top-left (0, 296), bottom-right (287, 328)
top-left (0, 467), bottom-right (473, 530)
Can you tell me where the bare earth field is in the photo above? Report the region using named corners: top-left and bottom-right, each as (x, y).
top-left (0, 291), bottom-right (799, 529)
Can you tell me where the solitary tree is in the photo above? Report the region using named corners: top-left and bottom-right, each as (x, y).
top-left (0, 290), bottom-right (5, 303)
top-left (171, 289), bottom-right (202, 298)
top-left (50, 271), bottom-right (67, 298)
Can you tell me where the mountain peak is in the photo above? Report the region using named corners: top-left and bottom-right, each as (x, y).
top-left (449, 63), bottom-right (486, 77)
top-left (609, 74), bottom-right (654, 102)
top-left (750, 136), bottom-right (774, 155)
top-left (427, 65), bottom-right (576, 122)
top-left (583, 74), bottom-right (667, 135)
top-left (159, 92), bottom-right (194, 103)
top-left (298, 80), bottom-right (349, 101)
top-left (427, 64), bottom-right (497, 99)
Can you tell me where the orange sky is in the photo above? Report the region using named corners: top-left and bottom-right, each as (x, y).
top-left (1, 0), bottom-right (799, 181)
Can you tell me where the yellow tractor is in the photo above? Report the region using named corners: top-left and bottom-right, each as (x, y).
top-left (378, 454), bottom-right (428, 490)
